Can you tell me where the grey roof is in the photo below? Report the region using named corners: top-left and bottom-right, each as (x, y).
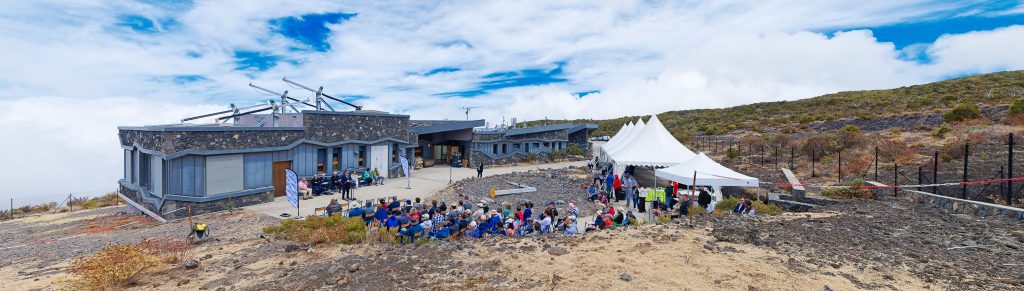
top-left (410, 119), bottom-right (485, 134)
top-left (475, 122), bottom-right (598, 136)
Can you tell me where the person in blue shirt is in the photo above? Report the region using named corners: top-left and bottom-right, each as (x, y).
top-left (587, 184), bottom-right (598, 200)
top-left (348, 202), bottom-right (364, 219)
top-left (433, 221), bottom-right (451, 239)
top-left (374, 204), bottom-right (388, 224)
top-left (523, 202), bottom-right (533, 221)
top-left (385, 212), bottom-right (400, 231)
top-left (605, 172), bottom-right (615, 193)
top-left (388, 199), bottom-right (401, 213)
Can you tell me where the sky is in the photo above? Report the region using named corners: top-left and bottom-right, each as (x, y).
top-left (1, 0), bottom-right (1024, 205)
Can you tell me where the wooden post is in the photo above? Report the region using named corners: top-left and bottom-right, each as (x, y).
top-left (874, 146), bottom-right (879, 181)
top-left (811, 148), bottom-right (816, 177)
top-left (838, 149), bottom-right (843, 184)
top-left (893, 163), bottom-right (899, 197)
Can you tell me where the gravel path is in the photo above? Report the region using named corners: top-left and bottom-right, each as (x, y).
top-left (445, 166), bottom-right (597, 216)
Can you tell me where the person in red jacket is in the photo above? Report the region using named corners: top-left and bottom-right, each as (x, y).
top-left (612, 174), bottom-right (622, 202)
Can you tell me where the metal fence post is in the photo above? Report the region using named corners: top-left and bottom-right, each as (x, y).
top-left (838, 149), bottom-right (843, 184)
top-left (774, 145), bottom-right (779, 169)
top-left (918, 166), bottom-right (923, 186)
top-left (790, 147), bottom-right (794, 170)
top-left (811, 149), bottom-right (816, 177)
top-left (874, 146), bottom-right (879, 181)
top-left (933, 151), bottom-right (939, 195)
top-left (894, 163), bottom-right (899, 196)
top-left (962, 143), bottom-right (969, 199)
top-left (1009, 132), bottom-right (1015, 206)
top-left (760, 145), bottom-right (764, 167)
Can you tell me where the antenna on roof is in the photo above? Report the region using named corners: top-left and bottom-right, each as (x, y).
top-left (181, 103), bottom-right (267, 124)
top-left (460, 106), bottom-right (476, 120)
top-left (250, 82), bottom-right (316, 110)
top-left (282, 77), bottom-right (362, 110)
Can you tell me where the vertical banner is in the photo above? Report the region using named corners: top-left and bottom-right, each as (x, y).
top-left (399, 155), bottom-right (410, 177)
top-left (285, 168), bottom-right (298, 209)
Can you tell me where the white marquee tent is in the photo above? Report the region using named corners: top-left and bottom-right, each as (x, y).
top-left (602, 118), bottom-right (645, 159)
top-left (599, 121), bottom-right (633, 161)
top-left (654, 152), bottom-right (759, 187)
top-left (608, 115), bottom-right (696, 167)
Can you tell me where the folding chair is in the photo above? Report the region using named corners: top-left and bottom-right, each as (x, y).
top-left (314, 207), bottom-right (327, 216)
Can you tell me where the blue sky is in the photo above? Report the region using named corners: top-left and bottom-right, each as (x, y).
top-left (1, 0), bottom-right (1024, 201)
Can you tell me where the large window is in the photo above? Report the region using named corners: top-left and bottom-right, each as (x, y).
top-left (316, 148), bottom-right (327, 173)
top-left (502, 144), bottom-right (508, 154)
top-left (392, 143), bottom-right (400, 163)
top-left (492, 144), bottom-right (499, 154)
top-left (357, 145), bottom-right (367, 168)
top-left (139, 152), bottom-right (151, 190)
top-left (332, 148), bottom-right (342, 170)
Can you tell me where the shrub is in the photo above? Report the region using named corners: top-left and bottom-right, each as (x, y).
top-left (66, 243), bottom-right (161, 290)
top-left (727, 147), bottom-right (740, 160)
top-left (820, 179), bottom-right (876, 199)
top-left (563, 143), bottom-right (585, 156)
top-left (714, 196), bottom-right (740, 212)
top-left (550, 150), bottom-right (562, 161)
top-left (686, 205), bottom-right (705, 219)
top-left (932, 124), bottom-right (952, 138)
top-left (751, 201), bottom-right (781, 215)
top-left (525, 152), bottom-right (538, 162)
top-left (262, 215), bottom-right (366, 245)
top-left (1010, 98), bottom-right (1024, 116)
top-left (137, 238), bottom-right (194, 264)
top-left (944, 103), bottom-right (981, 122)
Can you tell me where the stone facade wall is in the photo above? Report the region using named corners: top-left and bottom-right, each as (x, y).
top-left (472, 132), bottom-right (506, 142)
top-left (508, 129), bottom-right (568, 141)
top-left (159, 192), bottom-right (274, 220)
top-left (119, 183), bottom-right (274, 220)
top-left (901, 189), bottom-right (1024, 220)
top-left (120, 130), bottom-right (305, 154)
top-left (120, 112), bottom-right (412, 154)
top-left (303, 113), bottom-right (409, 143)
top-left (568, 130), bottom-right (589, 151)
top-left (468, 149), bottom-right (552, 165)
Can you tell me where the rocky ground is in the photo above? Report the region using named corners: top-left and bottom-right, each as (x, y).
top-left (713, 197), bottom-right (1024, 290)
top-left (4, 183), bottom-right (1023, 290)
top-left (443, 166), bottom-right (598, 216)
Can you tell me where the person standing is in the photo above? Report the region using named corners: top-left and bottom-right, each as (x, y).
top-left (605, 171), bottom-right (614, 194)
top-left (612, 174), bottom-right (622, 202)
top-left (697, 188), bottom-right (712, 212)
top-left (476, 163), bottom-right (484, 178)
top-left (622, 174), bottom-right (634, 208)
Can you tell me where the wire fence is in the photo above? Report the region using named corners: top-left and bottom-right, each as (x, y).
top-left (1, 191), bottom-right (120, 221)
top-left (689, 132), bottom-right (1024, 207)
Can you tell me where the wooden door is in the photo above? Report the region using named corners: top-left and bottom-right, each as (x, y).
top-left (272, 161), bottom-right (292, 197)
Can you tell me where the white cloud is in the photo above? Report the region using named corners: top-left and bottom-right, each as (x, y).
top-left (0, 0), bottom-right (1022, 200)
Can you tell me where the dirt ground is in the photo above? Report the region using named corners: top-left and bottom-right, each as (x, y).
top-left (2, 194), bottom-right (1021, 290)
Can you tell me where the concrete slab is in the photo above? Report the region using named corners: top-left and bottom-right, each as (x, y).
top-left (246, 160), bottom-right (587, 218)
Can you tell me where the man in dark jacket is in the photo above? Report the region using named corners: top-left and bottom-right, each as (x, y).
top-left (329, 171), bottom-right (340, 193)
top-left (476, 163), bottom-right (484, 178)
top-left (325, 199), bottom-right (342, 216)
top-left (697, 189), bottom-right (712, 210)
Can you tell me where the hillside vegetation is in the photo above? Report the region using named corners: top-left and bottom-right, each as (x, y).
top-left (524, 70), bottom-right (1024, 139)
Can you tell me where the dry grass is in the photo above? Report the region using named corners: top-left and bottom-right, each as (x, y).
top-left (262, 215), bottom-right (367, 245)
top-left (65, 242), bottom-right (161, 290)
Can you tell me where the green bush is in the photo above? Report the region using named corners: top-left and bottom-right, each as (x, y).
top-left (820, 179), bottom-right (876, 199)
top-left (932, 124), bottom-right (953, 138)
top-left (714, 196), bottom-right (740, 212)
top-left (841, 125), bottom-right (860, 132)
top-left (944, 103), bottom-right (981, 122)
top-left (686, 205), bottom-right (705, 219)
top-left (262, 215), bottom-right (366, 245)
top-left (1011, 98), bottom-right (1024, 116)
top-left (563, 143), bottom-right (585, 156)
top-left (727, 147), bottom-right (740, 159)
top-left (550, 150), bottom-right (562, 161)
top-left (751, 201), bottom-right (781, 215)
top-left (525, 152), bottom-right (538, 162)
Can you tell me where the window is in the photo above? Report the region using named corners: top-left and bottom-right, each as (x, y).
top-left (357, 145), bottom-right (367, 168)
top-left (316, 148), bottom-right (327, 173)
top-left (543, 142), bottom-right (549, 148)
top-left (492, 144), bottom-right (498, 154)
top-left (391, 143), bottom-right (400, 163)
top-left (139, 152), bottom-right (151, 190)
top-left (502, 144), bottom-right (508, 154)
top-left (332, 148), bottom-right (341, 169)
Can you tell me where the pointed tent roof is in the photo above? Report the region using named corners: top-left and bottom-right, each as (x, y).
top-left (604, 118), bottom-right (645, 155)
top-left (654, 152), bottom-right (759, 187)
top-left (609, 115), bottom-right (696, 167)
top-left (603, 122), bottom-right (632, 151)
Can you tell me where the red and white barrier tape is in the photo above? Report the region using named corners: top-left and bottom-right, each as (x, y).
top-left (764, 176), bottom-right (1024, 190)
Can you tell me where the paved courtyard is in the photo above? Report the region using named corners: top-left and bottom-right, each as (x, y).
top-left (247, 160), bottom-right (587, 218)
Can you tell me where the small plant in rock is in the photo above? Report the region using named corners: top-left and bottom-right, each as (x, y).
top-left (714, 196), bottom-right (741, 212)
top-left (550, 150), bottom-right (562, 161)
top-left (686, 205), bottom-right (705, 219)
top-left (932, 124), bottom-right (953, 138)
top-left (138, 238), bottom-right (194, 264)
top-left (525, 152), bottom-right (538, 163)
top-left (564, 143), bottom-right (585, 156)
top-left (65, 242), bottom-right (161, 290)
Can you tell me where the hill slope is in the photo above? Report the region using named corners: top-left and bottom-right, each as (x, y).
top-left (524, 70), bottom-right (1024, 139)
